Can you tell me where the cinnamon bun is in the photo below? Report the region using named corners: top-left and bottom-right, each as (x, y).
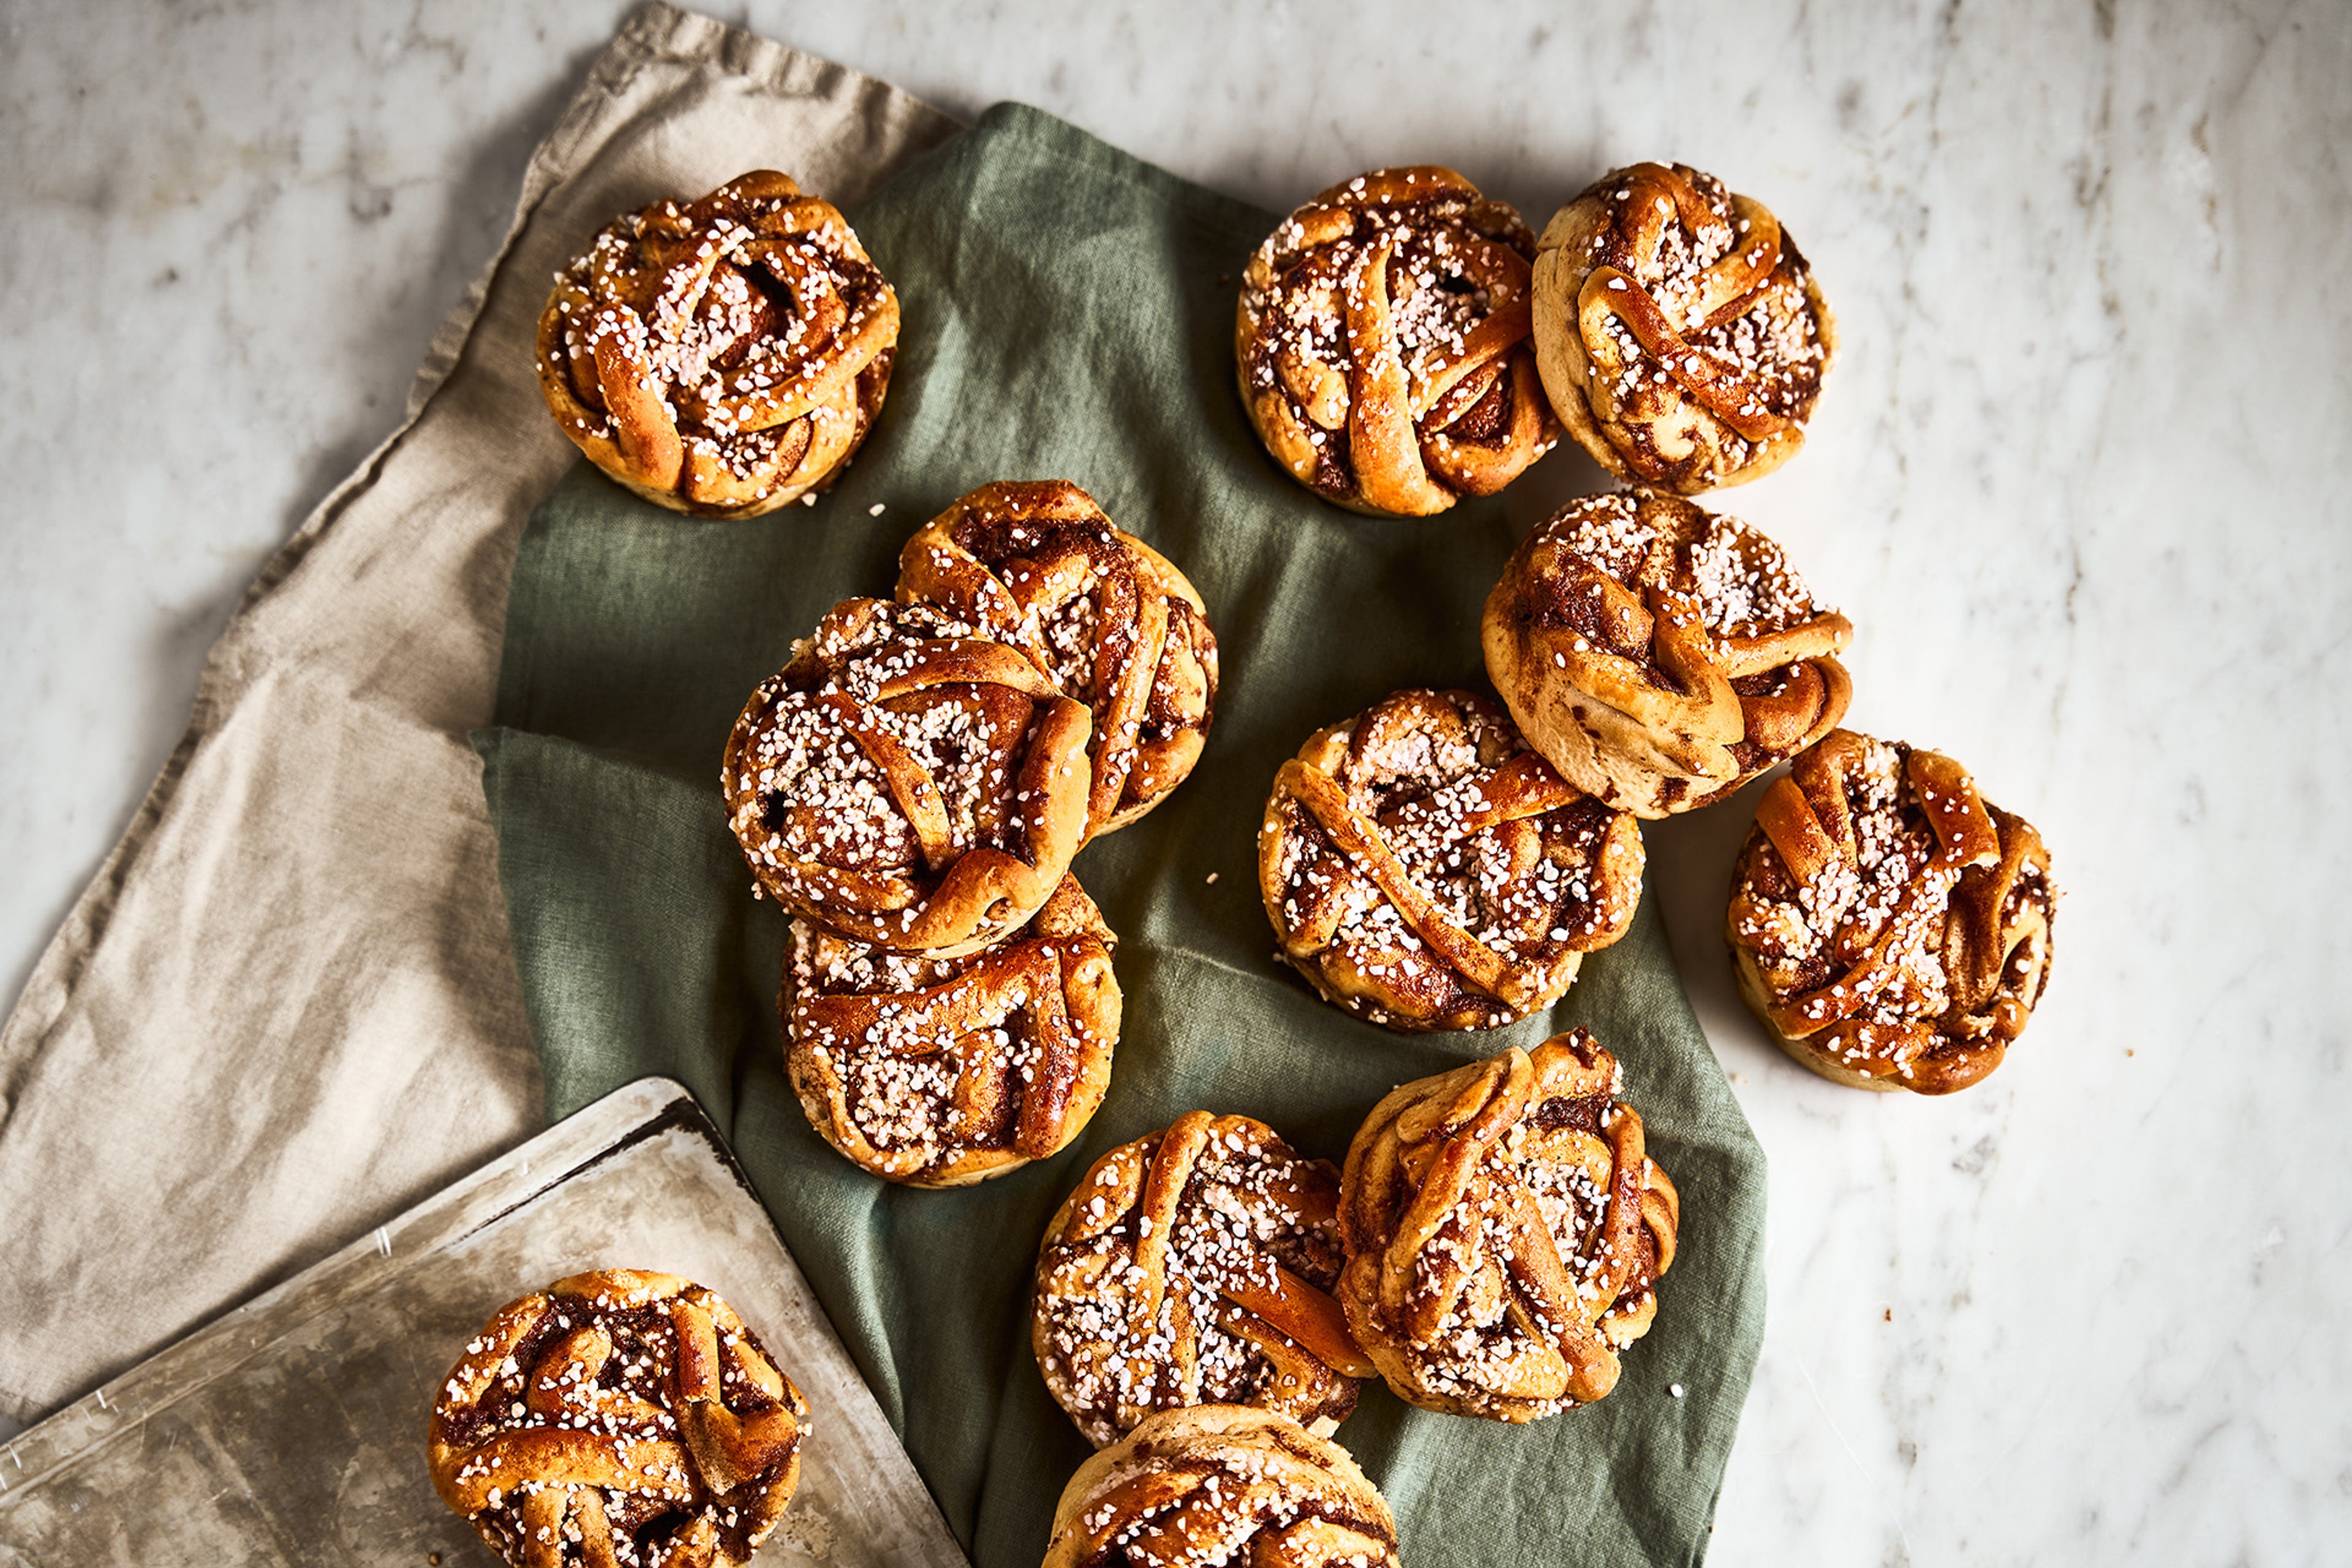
top-left (1725, 729), bottom-right (2057, 1093)
top-left (1237, 167), bottom-right (1559, 516)
top-left (783, 874), bottom-right (1118, 1186)
top-left (1483, 489), bottom-right (1852, 816)
top-left (1337, 1031), bottom-right (1678, 1421)
top-left (1258, 689), bottom-right (1643, 1031)
top-left (1530, 162), bottom-right (1833, 492)
top-left (537, 171), bottom-right (898, 517)
top-left (722, 597), bottom-right (1091, 956)
top-left (1041, 1405), bottom-right (1399, 1568)
top-left (426, 1270), bottom-right (807, 1568)
top-left (1032, 1111), bottom-right (1371, 1447)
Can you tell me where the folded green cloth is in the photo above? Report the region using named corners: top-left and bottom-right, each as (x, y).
top-left (477, 102), bottom-right (1763, 1568)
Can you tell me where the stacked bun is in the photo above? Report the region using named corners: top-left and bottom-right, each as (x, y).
top-left (723, 480), bottom-right (1218, 1184)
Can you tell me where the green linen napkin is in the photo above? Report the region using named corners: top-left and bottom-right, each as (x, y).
top-left (475, 102), bottom-right (1764, 1568)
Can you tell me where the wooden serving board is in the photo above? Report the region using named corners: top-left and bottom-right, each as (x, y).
top-left (0, 1077), bottom-right (966, 1568)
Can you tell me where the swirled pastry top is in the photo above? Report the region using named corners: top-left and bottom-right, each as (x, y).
top-left (536, 170), bottom-right (899, 517)
top-left (722, 597), bottom-right (1093, 957)
top-left (896, 481), bottom-right (1218, 834)
top-left (1041, 1404), bottom-right (1400, 1568)
top-left (1033, 1111), bottom-right (1374, 1447)
top-left (1237, 166), bottom-right (1559, 516)
top-left (1338, 1031), bottom-right (1679, 1422)
top-left (1258, 688), bottom-right (1643, 1032)
top-left (784, 873), bottom-right (1118, 1186)
top-left (1531, 162), bottom-right (1834, 492)
top-left (1727, 729), bottom-right (2057, 1095)
top-left (426, 1270), bottom-right (806, 1568)
top-left (1484, 489), bottom-right (1853, 816)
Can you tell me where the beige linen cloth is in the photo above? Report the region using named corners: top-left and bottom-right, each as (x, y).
top-left (0, 5), bottom-right (957, 1425)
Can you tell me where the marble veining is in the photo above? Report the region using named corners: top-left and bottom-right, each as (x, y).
top-left (3, 1), bottom-right (2348, 1562)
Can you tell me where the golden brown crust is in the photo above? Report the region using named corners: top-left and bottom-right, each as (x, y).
top-left (783, 875), bottom-right (1119, 1186)
top-left (1032, 1112), bottom-right (1371, 1447)
top-left (1530, 162), bottom-right (1834, 494)
top-left (1725, 729), bottom-right (2058, 1095)
top-left (895, 481), bottom-right (1219, 834)
top-left (1237, 166), bottom-right (1561, 516)
top-left (1257, 688), bottom-right (1643, 1031)
top-left (426, 1270), bottom-right (807, 1568)
top-left (722, 597), bottom-right (1092, 957)
top-left (535, 170), bottom-right (899, 518)
top-left (1336, 1031), bottom-right (1679, 1422)
top-left (1041, 1405), bottom-right (1399, 1568)
top-left (1483, 489), bottom-right (1852, 817)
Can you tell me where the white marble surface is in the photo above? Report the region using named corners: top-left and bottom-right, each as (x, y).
top-left (4, 0), bottom-right (2348, 1560)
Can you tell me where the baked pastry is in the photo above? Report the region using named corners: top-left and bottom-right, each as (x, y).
top-left (536, 170), bottom-right (899, 517)
top-left (1041, 1404), bottom-right (1400, 1568)
top-left (1258, 688), bottom-right (1643, 1031)
top-left (1529, 161), bottom-right (1834, 492)
top-left (1033, 1111), bottom-right (1373, 1447)
top-left (1483, 489), bottom-right (1852, 816)
top-left (723, 597), bottom-right (1093, 957)
top-left (1338, 1030), bottom-right (1678, 1421)
top-left (427, 1270), bottom-right (807, 1568)
top-left (896, 481), bottom-right (1218, 833)
top-left (784, 873), bottom-right (1119, 1186)
top-left (1726, 729), bottom-right (2057, 1094)
top-left (1236, 166), bottom-right (1559, 516)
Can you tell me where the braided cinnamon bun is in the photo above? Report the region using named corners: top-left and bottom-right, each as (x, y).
top-left (1041, 1405), bottom-right (1400, 1568)
top-left (1483, 489), bottom-right (1852, 817)
top-left (427, 1270), bottom-right (807, 1568)
top-left (1237, 167), bottom-right (1560, 516)
top-left (536, 171), bottom-right (899, 518)
top-left (1032, 1111), bottom-right (1373, 1447)
top-left (784, 874), bottom-right (1119, 1186)
top-left (722, 598), bottom-right (1092, 957)
top-left (896, 481), bottom-right (1218, 834)
top-left (1257, 688), bottom-right (1643, 1031)
top-left (1337, 1030), bottom-right (1679, 1422)
top-left (1531, 162), bottom-right (1834, 492)
top-left (1726, 729), bottom-right (2058, 1094)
